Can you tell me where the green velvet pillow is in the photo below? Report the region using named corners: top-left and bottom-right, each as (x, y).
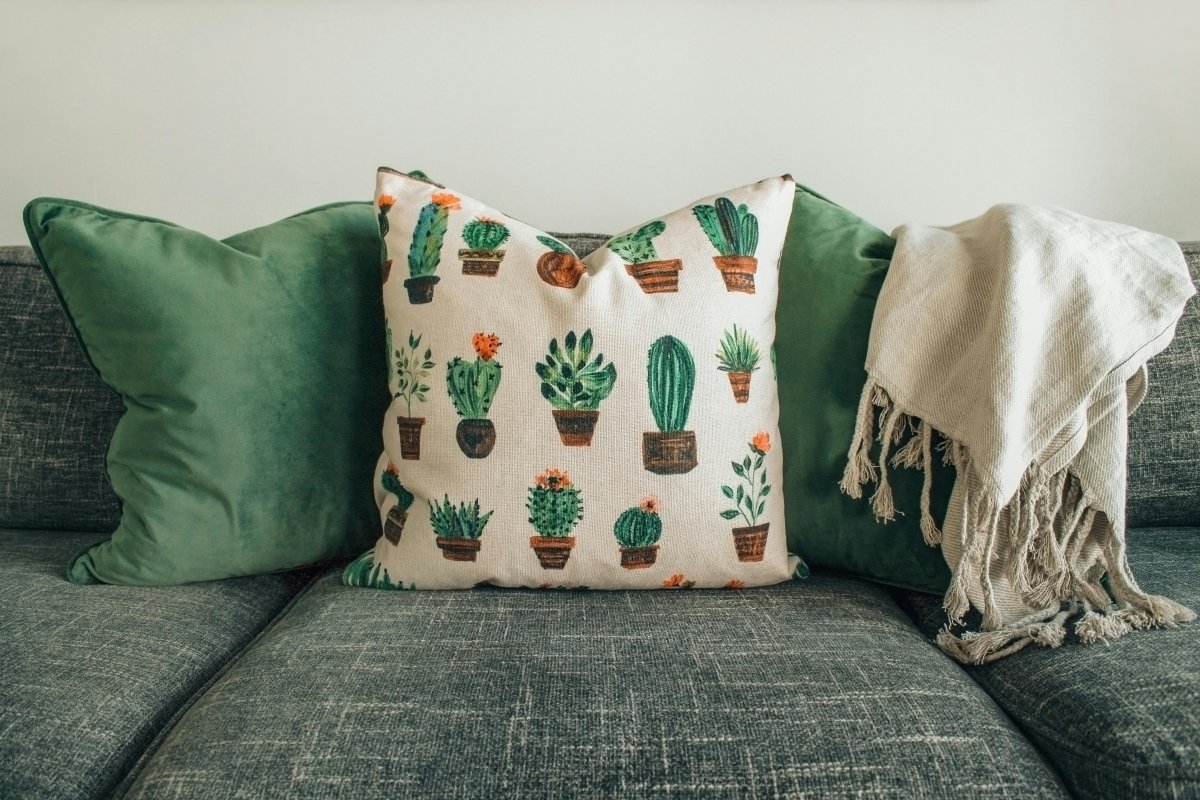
top-left (776, 185), bottom-right (952, 594)
top-left (24, 199), bottom-right (387, 585)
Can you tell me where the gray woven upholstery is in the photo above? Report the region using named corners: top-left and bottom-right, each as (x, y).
top-left (0, 528), bottom-right (313, 800)
top-left (893, 526), bottom-right (1200, 800)
top-left (1127, 243), bottom-right (1200, 527)
top-left (121, 573), bottom-right (1067, 799)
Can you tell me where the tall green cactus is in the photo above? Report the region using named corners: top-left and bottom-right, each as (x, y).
top-left (407, 198), bottom-right (454, 277)
top-left (607, 220), bottom-right (666, 264)
top-left (693, 198), bottom-right (759, 257)
top-left (647, 335), bottom-right (695, 433)
top-left (446, 357), bottom-right (502, 419)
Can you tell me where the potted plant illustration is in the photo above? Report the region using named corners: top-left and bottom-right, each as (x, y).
top-left (720, 432), bottom-right (772, 562)
top-left (459, 216), bottom-right (510, 276)
top-left (380, 462), bottom-right (415, 545)
top-left (527, 469), bottom-right (583, 569)
top-left (534, 329), bottom-right (617, 446)
top-left (716, 325), bottom-right (762, 404)
top-left (430, 495), bottom-right (493, 562)
top-left (391, 326), bottom-right (432, 460)
top-left (643, 335), bottom-right (698, 474)
top-left (378, 193), bottom-right (395, 283)
top-left (613, 496), bottom-right (662, 569)
top-left (606, 221), bottom-right (682, 294)
top-left (405, 191), bottom-right (460, 304)
top-left (446, 333), bottom-right (502, 458)
top-left (344, 551), bottom-right (406, 589)
top-left (693, 197), bottom-right (760, 293)
top-left (536, 235), bottom-right (585, 289)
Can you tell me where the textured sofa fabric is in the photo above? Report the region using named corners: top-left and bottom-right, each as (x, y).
top-left (0, 529), bottom-right (313, 800)
top-left (120, 573), bottom-right (1067, 799)
top-left (894, 527), bottom-right (1200, 800)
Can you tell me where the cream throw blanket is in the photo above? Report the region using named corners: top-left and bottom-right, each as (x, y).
top-left (841, 204), bottom-right (1196, 664)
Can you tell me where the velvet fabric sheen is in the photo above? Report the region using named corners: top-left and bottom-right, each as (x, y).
top-left (23, 200), bottom-right (387, 584)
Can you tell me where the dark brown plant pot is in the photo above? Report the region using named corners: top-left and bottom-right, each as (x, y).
top-left (530, 536), bottom-right (575, 569)
top-left (403, 275), bottom-right (440, 304)
top-left (727, 371), bottom-right (752, 404)
top-left (396, 416), bottom-right (425, 460)
top-left (552, 409), bottom-right (599, 446)
top-left (619, 545), bottom-right (659, 570)
top-left (713, 255), bottom-right (758, 294)
top-left (383, 506), bottom-right (408, 545)
top-left (642, 430), bottom-right (698, 474)
top-left (381, 259), bottom-right (393, 284)
top-left (625, 259), bottom-right (683, 294)
top-left (537, 251), bottom-right (585, 288)
top-left (456, 418), bottom-right (496, 458)
top-left (436, 536), bottom-right (481, 562)
top-left (731, 523), bottom-right (770, 562)
top-left (459, 248), bottom-right (505, 276)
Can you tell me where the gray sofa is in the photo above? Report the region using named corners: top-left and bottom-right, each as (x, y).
top-left (2, 238), bottom-right (1198, 800)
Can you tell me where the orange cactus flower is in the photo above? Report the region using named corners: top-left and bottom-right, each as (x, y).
top-left (751, 431), bottom-right (771, 455)
top-left (638, 495), bottom-right (661, 514)
top-left (471, 333), bottom-right (501, 361)
top-left (535, 468), bottom-right (572, 490)
top-left (724, 579), bottom-right (746, 590)
top-left (662, 574), bottom-right (685, 589)
top-left (476, 215), bottom-right (503, 225)
top-left (377, 194), bottom-right (396, 209)
top-left (430, 192), bottom-right (461, 210)
top-left (384, 462), bottom-right (400, 476)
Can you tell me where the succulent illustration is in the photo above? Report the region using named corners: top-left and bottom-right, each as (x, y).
top-left (381, 463), bottom-right (414, 511)
top-left (721, 433), bottom-right (772, 526)
top-left (606, 221), bottom-right (666, 265)
top-left (430, 496), bottom-right (493, 540)
top-left (344, 551), bottom-right (405, 590)
top-left (527, 469), bottom-right (583, 537)
top-left (716, 325), bottom-right (762, 373)
top-left (535, 329), bottom-right (617, 411)
top-left (391, 327), bottom-right (433, 417)
top-left (647, 335), bottom-right (695, 433)
top-left (408, 192), bottom-right (460, 277)
top-left (693, 197), bottom-right (759, 257)
top-left (613, 497), bottom-right (663, 548)
top-left (447, 334), bottom-right (502, 419)
top-left (462, 217), bottom-right (510, 251)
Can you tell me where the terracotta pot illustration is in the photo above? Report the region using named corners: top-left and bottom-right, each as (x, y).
top-left (552, 409), bottom-right (599, 446)
top-left (456, 418), bottom-right (496, 458)
top-left (383, 506), bottom-right (408, 545)
top-left (727, 372), bottom-right (752, 404)
top-left (381, 259), bottom-right (393, 284)
top-left (530, 535), bottom-right (575, 569)
top-left (731, 523), bottom-right (770, 562)
top-left (625, 259), bottom-right (683, 294)
top-left (537, 251), bottom-right (585, 288)
top-left (713, 255), bottom-right (758, 294)
top-left (396, 416), bottom-right (425, 460)
top-left (642, 430), bottom-right (698, 475)
top-left (459, 248), bottom-right (505, 276)
top-left (619, 545), bottom-right (659, 570)
top-left (403, 275), bottom-right (440, 304)
top-left (436, 536), bottom-right (482, 562)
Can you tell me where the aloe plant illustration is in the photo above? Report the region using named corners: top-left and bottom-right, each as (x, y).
top-left (534, 329), bottom-right (617, 446)
top-left (459, 216), bottom-right (510, 276)
top-left (405, 191), bottom-right (460, 303)
top-left (343, 550), bottom-right (414, 590)
top-left (721, 432), bottom-right (773, 562)
top-left (527, 469), bottom-right (583, 569)
top-left (643, 335), bottom-right (697, 474)
top-left (391, 326), bottom-right (432, 459)
top-left (380, 463), bottom-right (415, 544)
top-left (378, 193), bottom-right (395, 283)
top-left (606, 220), bottom-right (681, 293)
top-left (536, 235), bottom-right (585, 289)
top-left (446, 333), bottom-right (503, 458)
top-left (430, 495), bottom-right (493, 562)
top-left (716, 325), bottom-right (762, 404)
top-left (693, 197), bottom-right (761, 293)
top-left (614, 496), bottom-right (662, 569)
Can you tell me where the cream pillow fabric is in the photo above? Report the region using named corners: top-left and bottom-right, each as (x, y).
top-left (345, 169), bottom-right (799, 590)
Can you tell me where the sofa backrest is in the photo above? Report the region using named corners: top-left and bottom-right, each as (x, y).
top-left (0, 239), bottom-right (1196, 532)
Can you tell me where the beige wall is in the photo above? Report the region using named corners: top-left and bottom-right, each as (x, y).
top-left (2, 0), bottom-right (1198, 243)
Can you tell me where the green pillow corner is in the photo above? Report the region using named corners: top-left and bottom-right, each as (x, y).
top-left (23, 197), bottom-right (389, 585)
top-left (777, 183), bottom-right (952, 595)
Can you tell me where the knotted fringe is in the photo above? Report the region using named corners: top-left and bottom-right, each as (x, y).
top-left (840, 381), bottom-right (1196, 665)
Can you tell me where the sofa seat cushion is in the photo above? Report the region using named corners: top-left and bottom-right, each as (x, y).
top-left (0, 529), bottom-right (313, 800)
top-left (124, 574), bottom-right (1066, 799)
top-left (894, 527), bottom-right (1200, 800)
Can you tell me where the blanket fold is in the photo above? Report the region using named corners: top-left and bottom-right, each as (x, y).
top-left (841, 204), bottom-right (1196, 664)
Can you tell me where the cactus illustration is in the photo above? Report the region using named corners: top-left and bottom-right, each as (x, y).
top-left (462, 217), bottom-right (510, 250)
top-left (608, 220), bottom-right (683, 294)
top-left (693, 197), bottom-right (761, 293)
top-left (447, 334), bottom-right (502, 458)
top-left (643, 336), bottom-right (698, 474)
top-left (607, 221), bottom-right (665, 265)
top-left (528, 469), bottom-right (583, 569)
top-left (380, 463), bottom-right (414, 544)
top-left (614, 496), bottom-right (663, 570)
top-left (429, 495), bottom-right (493, 562)
top-left (378, 194), bottom-right (395, 282)
top-left (404, 192), bottom-right (459, 303)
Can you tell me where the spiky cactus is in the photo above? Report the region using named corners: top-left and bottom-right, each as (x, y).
top-left (693, 198), bottom-right (759, 257)
top-left (614, 503), bottom-right (662, 548)
top-left (429, 496), bottom-right (493, 540)
top-left (647, 335), bottom-right (695, 433)
top-left (607, 220), bottom-right (666, 264)
top-left (527, 470), bottom-right (583, 537)
top-left (446, 334), bottom-right (502, 419)
top-left (462, 217), bottom-right (510, 251)
top-left (380, 465), bottom-right (414, 511)
top-left (407, 193), bottom-right (459, 277)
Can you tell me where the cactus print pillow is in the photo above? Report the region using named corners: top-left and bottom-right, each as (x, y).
top-left (345, 169), bottom-right (802, 590)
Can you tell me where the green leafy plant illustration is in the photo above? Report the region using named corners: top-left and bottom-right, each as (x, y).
top-left (535, 329), bottom-right (617, 411)
top-left (721, 433), bottom-right (772, 526)
top-left (648, 335), bottom-right (695, 433)
top-left (716, 325), bottom-right (762, 373)
top-left (430, 495), bottom-right (493, 540)
top-left (693, 197), bottom-right (759, 257)
top-left (607, 221), bottom-right (666, 265)
top-left (537, 235), bottom-right (573, 254)
top-left (344, 550), bottom-right (416, 590)
top-left (392, 328), bottom-right (433, 418)
top-left (462, 217), bottom-right (510, 250)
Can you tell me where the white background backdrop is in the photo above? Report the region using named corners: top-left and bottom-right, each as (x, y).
top-left (2, 0), bottom-right (1198, 243)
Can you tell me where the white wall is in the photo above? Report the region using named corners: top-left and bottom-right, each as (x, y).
top-left (2, 0), bottom-right (1198, 244)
